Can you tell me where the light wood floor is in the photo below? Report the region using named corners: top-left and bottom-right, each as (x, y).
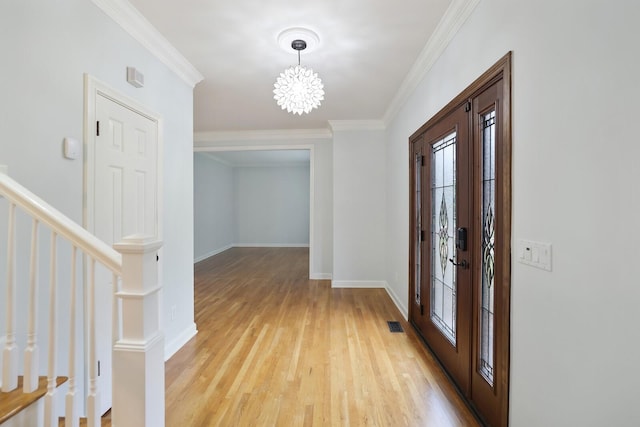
top-left (165, 247), bottom-right (480, 427)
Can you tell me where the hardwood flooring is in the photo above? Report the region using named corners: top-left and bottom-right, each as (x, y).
top-left (165, 247), bottom-right (480, 427)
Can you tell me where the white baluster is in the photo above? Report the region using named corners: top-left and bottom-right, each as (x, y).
top-left (44, 231), bottom-right (58, 427)
top-left (24, 218), bottom-right (39, 393)
top-left (65, 246), bottom-right (79, 427)
top-left (112, 273), bottom-right (120, 345)
top-left (86, 258), bottom-right (100, 427)
top-left (2, 202), bottom-right (18, 392)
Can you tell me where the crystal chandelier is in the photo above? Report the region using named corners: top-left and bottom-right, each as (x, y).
top-left (273, 39), bottom-right (324, 115)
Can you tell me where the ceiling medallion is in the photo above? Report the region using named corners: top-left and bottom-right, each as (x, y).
top-left (273, 29), bottom-right (324, 115)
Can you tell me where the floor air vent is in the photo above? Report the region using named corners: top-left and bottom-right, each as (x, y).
top-left (387, 321), bottom-right (404, 333)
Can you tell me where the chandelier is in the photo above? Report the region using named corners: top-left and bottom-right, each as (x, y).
top-left (273, 39), bottom-right (324, 115)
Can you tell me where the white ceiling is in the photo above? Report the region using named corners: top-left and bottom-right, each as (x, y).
top-left (127, 0), bottom-right (453, 132)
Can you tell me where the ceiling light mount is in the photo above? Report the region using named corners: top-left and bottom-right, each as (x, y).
top-left (291, 39), bottom-right (307, 51)
top-left (277, 28), bottom-right (320, 54)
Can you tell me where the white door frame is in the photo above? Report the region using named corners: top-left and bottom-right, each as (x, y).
top-left (83, 74), bottom-right (164, 413)
top-left (83, 74), bottom-right (164, 241)
top-left (194, 145), bottom-right (315, 279)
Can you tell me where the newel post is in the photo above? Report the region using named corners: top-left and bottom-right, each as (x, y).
top-left (112, 235), bottom-right (164, 427)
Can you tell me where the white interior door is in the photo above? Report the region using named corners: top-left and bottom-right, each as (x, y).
top-left (91, 92), bottom-right (158, 414)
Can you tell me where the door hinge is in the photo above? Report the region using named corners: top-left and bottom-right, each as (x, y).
top-left (420, 155), bottom-right (425, 166)
top-left (465, 101), bottom-right (471, 112)
top-left (420, 304), bottom-right (424, 315)
top-left (98, 360), bottom-right (101, 377)
top-left (96, 121), bottom-right (100, 136)
top-left (420, 230), bottom-right (426, 242)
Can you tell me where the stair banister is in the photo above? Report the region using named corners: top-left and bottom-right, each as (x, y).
top-left (0, 172), bottom-right (165, 427)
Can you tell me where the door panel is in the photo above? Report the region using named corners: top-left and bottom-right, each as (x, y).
top-left (470, 81), bottom-right (506, 427)
top-left (413, 103), bottom-right (472, 392)
top-left (92, 93), bottom-right (158, 415)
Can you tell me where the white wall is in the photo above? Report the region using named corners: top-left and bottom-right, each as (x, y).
top-left (194, 137), bottom-right (333, 279)
top-left (234, 165), bottom-right (310, 246)
top-left (194, 154), bottom-right (235, 261)
top-left (332, 129), bottom-right (386, 287)
top-left (385, 0), bottom-right (640, 425)
top-left (0, 0), bottom-right (195, 363)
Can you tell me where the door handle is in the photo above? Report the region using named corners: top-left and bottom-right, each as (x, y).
top-left (449, 258), bottom-right (469, 269)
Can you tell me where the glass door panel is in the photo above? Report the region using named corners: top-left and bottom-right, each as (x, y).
top-left (430, 132), bottom-right (457, 344)
top-left (479, 110), bottom-right (496, 385)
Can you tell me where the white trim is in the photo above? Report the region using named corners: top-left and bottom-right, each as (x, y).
top-left (164, 323), bottom-right (198, 361)
top-left (233, 243), bottom-right (310, 248)
top-left (116, 285), bottom-right (162, 299)
top-left (231, 162), bottom-right (310, 169)
top-left (382, 0), bottom-right (481, 126)
top-left (194, 144), bottom-right (316, 280)
top-left (328, 120), bottom-right (386, 132)
top-left (385, 284), bottom-right (409, 321)
top-left (310, 273), bottom-right (332, 280)
top-left (194, 244), bottom-right (233, 263)
top-left (114, 331), bottom-right (164, 352)
top-left (0, 335), bottom-right (4, 388)
top-left (331, 280), bottom-right (387, 289)
top-left (90, 0), bottom-right (203, 88)
top-left (194, 128), bottom-right (332, 143)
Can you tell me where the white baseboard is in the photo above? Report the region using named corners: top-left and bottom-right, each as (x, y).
top-left (164, 322), bottom-right (198, 361)
top-left (233, 243), bottom-right (310, 248)
top-left (331, 280), bottom-right (386, 288)
top-left (194, 244), bottom-right (232, 263)
top-left (0, 336), bottom-right (4, 388)
top-left (385, 283), bottom-right (409, 320)
top-left (310, 273), bottom-right (332, 280)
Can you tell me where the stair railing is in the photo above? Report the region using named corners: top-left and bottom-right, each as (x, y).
top-left (0, 171), bottom-right (164, 427)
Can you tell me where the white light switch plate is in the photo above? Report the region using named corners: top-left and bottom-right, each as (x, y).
top-left (518, 239), bottom-right (552, 271)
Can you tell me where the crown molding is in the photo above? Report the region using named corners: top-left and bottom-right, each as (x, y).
top-left (194, 128), bottom-right (333, 143)
top-left (91, 0), bottom-right (204, 88)
top-left (328, 120), bottom-right (386, 132)
top-left (382, 0), bottom-right (481, 126)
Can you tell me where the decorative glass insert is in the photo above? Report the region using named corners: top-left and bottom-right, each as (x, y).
top-left (415, 153), bottom-right (422, 305)
top-left (430, 132), bottom-right (457, 345)
top-left (480, 110), bottom-right (496, 385)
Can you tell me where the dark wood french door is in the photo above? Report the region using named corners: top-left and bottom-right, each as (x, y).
top-left (409, 53), bottom-right (511, 427)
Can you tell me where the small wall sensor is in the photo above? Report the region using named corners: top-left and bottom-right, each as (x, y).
top-left (63, 137), bottom-right (80, 160)
top-left (127, 67), bottom-right (144, 88)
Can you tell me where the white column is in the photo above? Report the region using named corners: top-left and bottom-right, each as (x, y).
top-left (112, 235), bottom-right (164, 427)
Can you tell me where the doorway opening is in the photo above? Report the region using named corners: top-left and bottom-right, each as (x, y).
top-left (193, 146), bottom-right (314, 279)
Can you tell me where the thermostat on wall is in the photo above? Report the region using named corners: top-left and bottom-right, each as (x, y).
top-left (63, 137), bottom-right (80, 160)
